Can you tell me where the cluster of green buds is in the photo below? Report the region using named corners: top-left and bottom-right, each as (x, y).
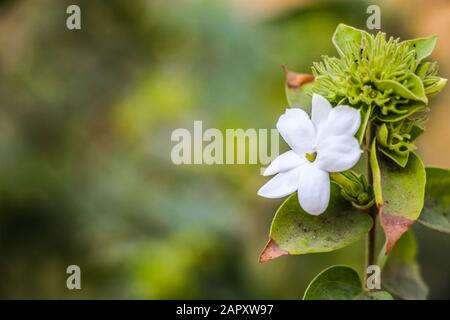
top-left (330, 171), bottom-right (374, 210)
top-left (311, 24), bottom-right (447, 167)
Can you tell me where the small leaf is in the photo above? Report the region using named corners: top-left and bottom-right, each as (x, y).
top-left (371, 147), bottom-right (426, 253)
top-left (405, 35), bottom-right (437, 62)
top-left (354, 291), bottom-right (393, 300)
top-left (259, 184), bottom-right (372, 262)
top-left (382, 231), bottom-right (428, 300)
top-left (332, 24), bottom-right (370, 58)
top-left (374, 74), bottom-right (428, 104)
top-left (303, 266), bottom-right (362, 300)
top-left (418, 167), bottom-right (450, 234)
top-left (283, 66), bottom-right (314, 112)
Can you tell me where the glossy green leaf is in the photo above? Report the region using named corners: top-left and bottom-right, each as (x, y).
top-left (332, 24), bottom-right (370, 57)
top-left (354, 291), bottom-right (393, 300)
top-left (382, 231), bottom-right (428, 300)
top-left (374, 73), bottom-right (428, 104)
top-left (259, 184), bottom-right (372, 262)
top-left (418, 167), bottom-right (450, 234)
top-left (371, 147), bottom-right (426, 253)
top-left (405, 35), bottom-right (437, 62)
top-left (303, 266), bottom-right (362, 300)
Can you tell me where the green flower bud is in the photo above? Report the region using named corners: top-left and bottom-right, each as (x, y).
top-left (310, 25), bottom-right (445, 125)
top-left (330, 171), bottom-right (374, 209)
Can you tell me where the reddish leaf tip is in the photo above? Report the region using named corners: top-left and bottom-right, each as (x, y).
top-left (281, 65), bottom-right (314, 89)
top-left (380, 211), bottom-right (415, 254)
top-left (259, 239), bottom-right (288, 263)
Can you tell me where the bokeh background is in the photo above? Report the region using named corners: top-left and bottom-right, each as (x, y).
top-left (0, 0), bottom-right (449, 299)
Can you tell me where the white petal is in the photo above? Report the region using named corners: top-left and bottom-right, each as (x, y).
top-left (298, 164), bottom-right (330, 215)
top-left (311, 93), bottom-right (332, 132)
top-left (276, 108), bottom-right (315, 154)
top-left (319, 105), bottom-right (361, 140)
top-left (258, 167), bottom-right (301, 199)
top-left (263, 150), bottom-right (305, 176)
top-left (315, 135), bottom-right (362, 172)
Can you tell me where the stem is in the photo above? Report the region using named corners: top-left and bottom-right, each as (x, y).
top-left (365, 123), bottom-right (377, 288)
top-left (366, 208), bottom-right (377, 267)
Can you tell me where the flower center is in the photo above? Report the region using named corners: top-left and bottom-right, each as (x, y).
top-left (305, 152), bottom-right (317, 163)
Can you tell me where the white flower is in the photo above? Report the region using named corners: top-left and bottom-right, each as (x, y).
top-left (258, 94), bottom-right (362, 215)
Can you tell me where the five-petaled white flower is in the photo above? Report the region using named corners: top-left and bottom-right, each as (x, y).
top-left (258, 94), bottom-right (362, 215)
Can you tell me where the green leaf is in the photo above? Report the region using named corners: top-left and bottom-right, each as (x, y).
top-left (418, 167), bottom-right (450, 234)
top-left (332, 24), bottom-right (370, 58)
top-left (374, 73), bottom-right (428, 104)
top-left (283, 66), bottom-right (314, 113)
top-left (354, 291), bottom-right (393, 300)
top-left (382, 231), bottom-right (428, 300)
top-left (371, 147), bottom-right (426, 253)
top-left (303, 266), bottom-right (362, 300)
top-left (405, 35), bottom-right (437, 62)
top-left (259, 184), bottom-right (372, 262)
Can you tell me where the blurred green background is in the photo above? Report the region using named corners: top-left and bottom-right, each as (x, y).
top-left (0, 0), bottom-right (449, 299)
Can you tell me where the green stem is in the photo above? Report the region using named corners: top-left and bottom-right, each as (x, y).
top-left (357, 105), bottom-right (373, 144)
top-left (366, 208), bottom-right (377, 271)
top-left (365, 123), bottom-right (377, 288)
